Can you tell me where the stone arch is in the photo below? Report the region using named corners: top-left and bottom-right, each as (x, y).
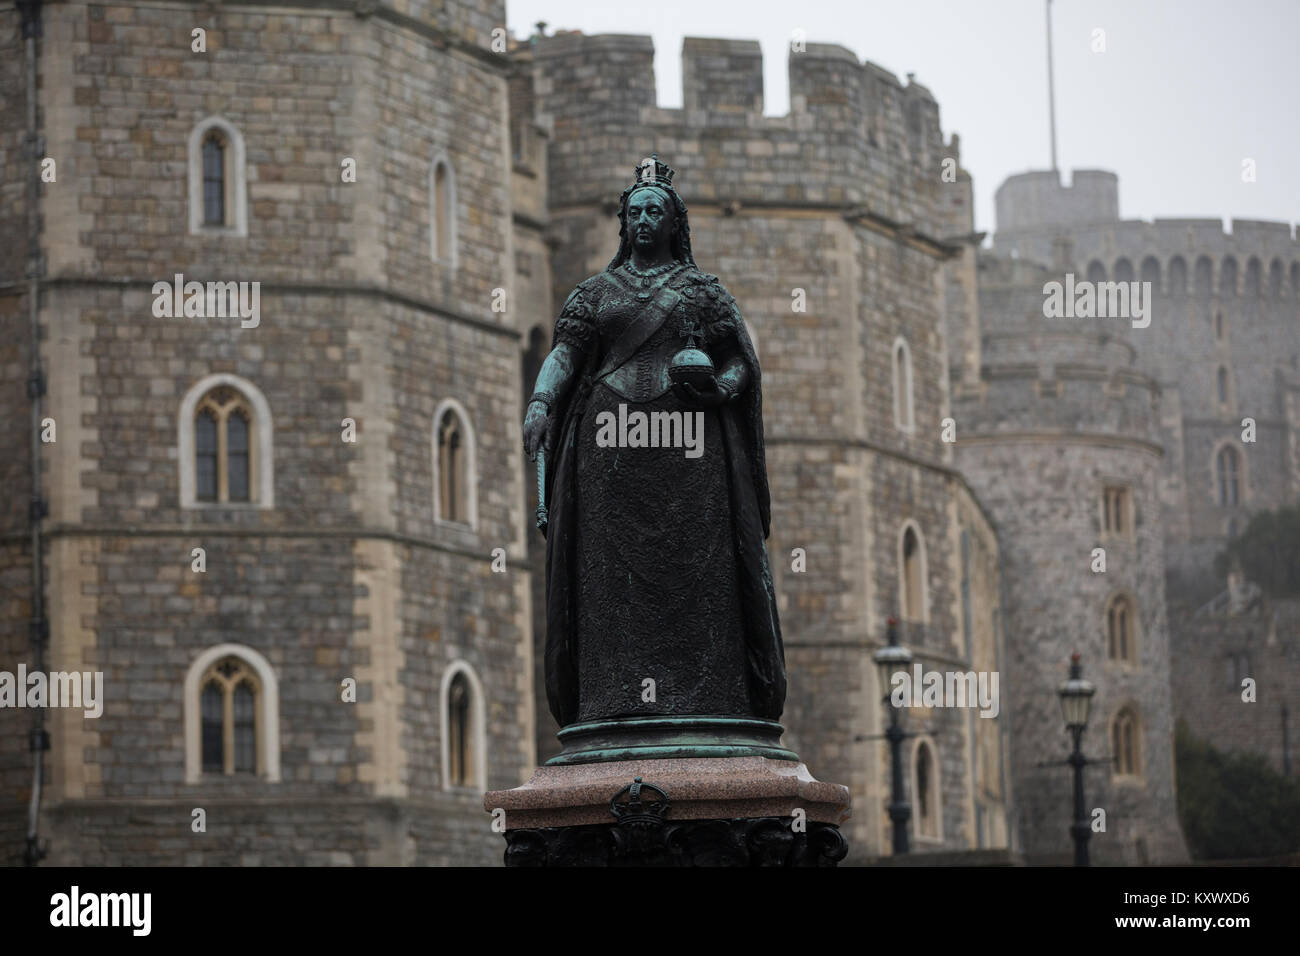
top-left (184, 643), bottom-right (280, 784)
top-left (1211, 440), bottom-right (1245, 507)
top-left (178, 373), bottom-right (274, 509)
top-left (898, 520), bottom-right (929, 624)
top-left (911, 735), bottom-right (942, 841)
top-left (1113, 257), bottom-right (1134, 283)
top-left (440, 659), bottom-right (487, 791)
top-left (430, 152), bottom-right (458, 268)
top-left (1216, 365), bottom-right (1231, 406)
top-left (1167, 256), bottom-right (1187, 295)
top-left (1086, 259), bottom-right (1106, 283)
top-left (892, 337), bottom-right (914, 433)
top-left (1220, 256), bottom-right (1238, 296)
top-left (1194, 256), bottom-right (1213, 296)
top-left (1109, 703), bottom-right (1143, 778)
top-left (1268, 258), bottom-right (1284, 298)
top-left (188, 116), bottom-right (248, 237)
top-left (433, 397), bottom-right (478, 530)
top-left (1103, 590), bottom-right (1141, 664)
top-left (1245, 257), bottom-right (1261, 296)
top-left (1139, 255), bottom-right (1161, 289)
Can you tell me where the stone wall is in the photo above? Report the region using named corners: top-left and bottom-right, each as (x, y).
top-left (1172, 595), bottom-right (1300, 776)
top-left (2, 0), bottom-right (535, 866)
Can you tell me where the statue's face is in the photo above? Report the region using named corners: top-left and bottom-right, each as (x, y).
top-left (626, 187), bottom-right (675, 256)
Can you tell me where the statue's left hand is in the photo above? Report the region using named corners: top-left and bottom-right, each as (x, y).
top-left (674, 376), bottom-right (729, 408)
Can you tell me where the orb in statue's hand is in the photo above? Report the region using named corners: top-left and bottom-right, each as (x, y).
top-left (669, 345), bottom-right (716, 392)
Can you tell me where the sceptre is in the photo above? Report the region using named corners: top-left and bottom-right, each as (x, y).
top-left (535, 446), bottom-right (548, 536)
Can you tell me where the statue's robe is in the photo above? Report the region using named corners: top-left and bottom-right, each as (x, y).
top-left (541, 263), bottom-right (786, 727)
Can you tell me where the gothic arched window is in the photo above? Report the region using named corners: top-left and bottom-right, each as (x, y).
top-left (448, 672), bottom-right (471, 787)
top-left (433, 399), bottom-right (477, 529)
top-left (198, 656), bottom-right (262, 776)
top-left (1111, 706), bottom-right (1141, 777)
top-left (430, 154), bottom-right (458, 267)
top-left (892, 338), bottom-right (914, 432)
top-left (1106, 594), bottom-right (1138, 663)
top-left (1216, 446), bottom-right (1241, 506)
top-left (441, 662), bottom-right (485, 791)
top-left (193, 386), bottom-right (255, 503)
top-left (185, 644), bottom-right (280, 783)
top-left (180, 374), bottom-right (273, 509)
top-left (900, 523), bottom-right (927, 623)
top-left (914, 740), bottom-right (941, 840)
top-left (202, 133), bottom-right (227, 226)
top-left (188, 116), bottom-right (247, 236)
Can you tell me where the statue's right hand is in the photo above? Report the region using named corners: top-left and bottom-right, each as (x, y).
top-left (523, 400), bottom-right (551, 460)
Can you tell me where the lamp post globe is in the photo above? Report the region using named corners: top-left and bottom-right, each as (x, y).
top-left (874, 617), bottom-right (913, 855)
top-left (1058, 653), bottom-right (1095, 866)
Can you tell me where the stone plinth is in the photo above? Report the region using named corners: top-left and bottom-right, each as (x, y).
top-left (484, 756), bottom-right (851, 866)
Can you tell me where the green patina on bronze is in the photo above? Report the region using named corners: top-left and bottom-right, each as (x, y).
top-left (523, 156), bottom-right (789, 760)
top-left (546, 716), bottom-right (799, 766)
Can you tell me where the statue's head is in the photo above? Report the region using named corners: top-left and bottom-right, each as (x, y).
top-left (605, 155), bottom-right (696, 271)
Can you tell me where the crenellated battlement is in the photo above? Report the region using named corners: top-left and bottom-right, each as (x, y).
top-left (962, 249), bottom-right (1163, 446)
top-left (994, 170), bottom-right (1300, 296)
top-left (526, 32), bottom-right (968, 241)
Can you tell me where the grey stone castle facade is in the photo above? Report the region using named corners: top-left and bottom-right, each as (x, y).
top-left (1, 1), bottom-right (1293, 865)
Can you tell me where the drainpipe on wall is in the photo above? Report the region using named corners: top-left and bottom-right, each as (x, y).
top-left (17, 0), bottom-right (49, 867)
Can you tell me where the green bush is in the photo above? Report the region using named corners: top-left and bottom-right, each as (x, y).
top-left (1175, 719), bottom-right (1300, 860)
top-left (1215, 506), bottom-right (1300, 598)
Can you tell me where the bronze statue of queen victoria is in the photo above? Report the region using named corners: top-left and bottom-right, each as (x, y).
top-left (523, 156), bottom-right (786, 731)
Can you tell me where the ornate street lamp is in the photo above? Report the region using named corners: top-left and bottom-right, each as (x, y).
top-left (1057, 652), bottom-right (1096, 866)
top-left (873, 617), bottom-right (913, 855)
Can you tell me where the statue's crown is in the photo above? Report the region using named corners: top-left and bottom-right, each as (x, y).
top-left (633, 153), bottom-right (675, 190)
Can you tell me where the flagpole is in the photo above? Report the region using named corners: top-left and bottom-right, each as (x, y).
top-left (1046, 0), bottom-right (1058, 173)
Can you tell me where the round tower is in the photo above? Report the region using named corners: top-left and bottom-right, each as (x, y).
top-left (954, 252), bottom-right (1189, 864)
top-left (993, 170), bottom-right (1300, 604)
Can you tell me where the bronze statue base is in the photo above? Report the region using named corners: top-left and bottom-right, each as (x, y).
top-left (546, 715), bottom-right (798, 765)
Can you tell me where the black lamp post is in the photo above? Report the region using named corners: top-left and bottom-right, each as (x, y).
top-left (1057, 652), bottom-right (1096, 867)
top-left (874, 617), bottom-right (913, 855)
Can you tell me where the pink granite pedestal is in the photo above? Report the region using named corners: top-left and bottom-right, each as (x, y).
top-left (484, 756), bottom-right (851, 866)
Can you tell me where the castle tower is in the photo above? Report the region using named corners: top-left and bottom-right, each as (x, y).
top-left (1, 0), bottom-right (540, 864)
top-left (993, 170), bottom-right (1300, 604)
top-left (991, 169), bottom-right (1300, 792)
top-left (954, 252), bottom-right (1188, 863)
top-left (523, 32), bottom-right (1012, 861)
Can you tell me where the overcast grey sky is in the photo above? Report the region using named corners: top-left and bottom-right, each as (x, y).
top-left (507, 0), bottom-right (1300, 238)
